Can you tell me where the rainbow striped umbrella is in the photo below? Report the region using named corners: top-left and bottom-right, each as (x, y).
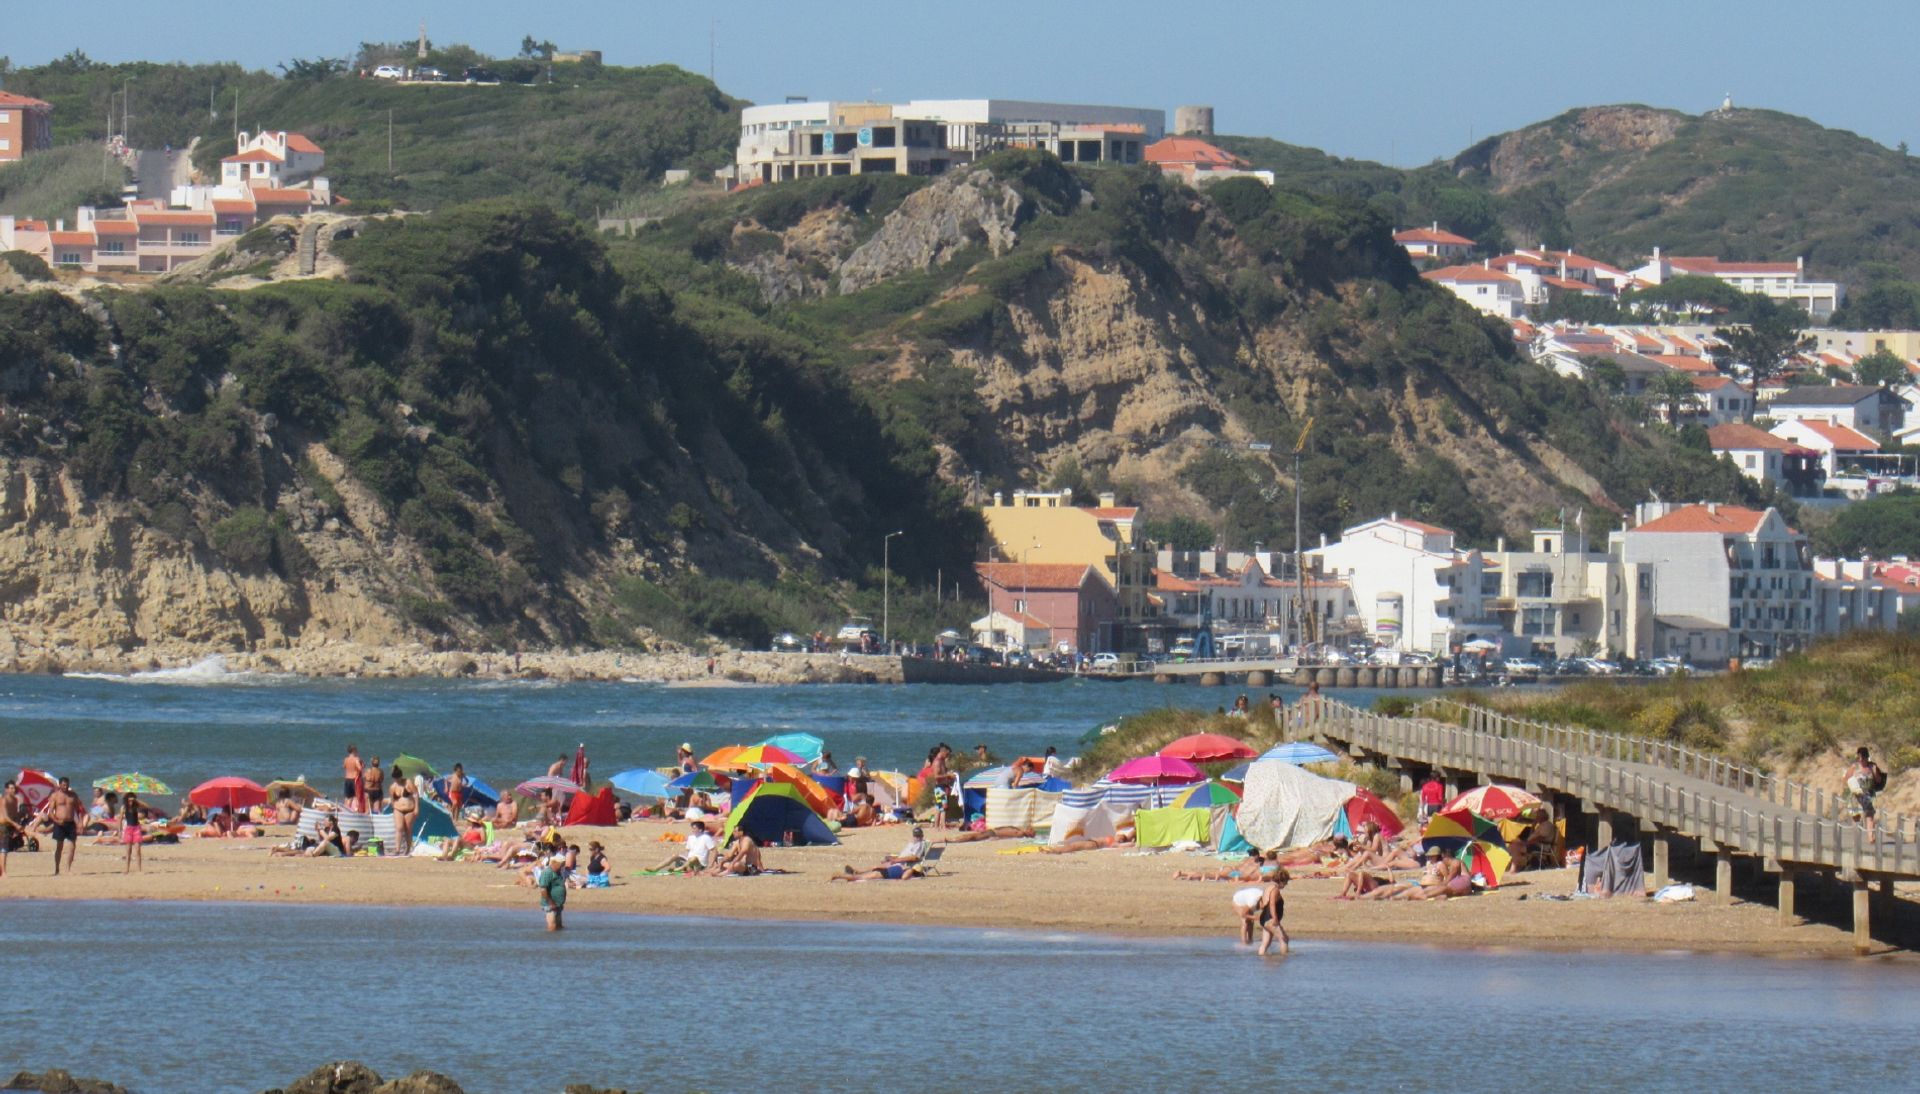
top-left (1170, 780), bottom-right (1241, 809)
top-left (719, 744), bottom-right (806, 768)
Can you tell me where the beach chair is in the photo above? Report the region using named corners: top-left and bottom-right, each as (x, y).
top-left (918, 845), bottom-right (946, 876)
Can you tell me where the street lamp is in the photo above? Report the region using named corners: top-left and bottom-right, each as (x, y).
top-left (882, 530), bottom-right (904, 652)
top-left (1019, 539), bottom-right (1042, 652)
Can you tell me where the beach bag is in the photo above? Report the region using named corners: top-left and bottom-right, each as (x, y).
top-left (1872, 766), bottom-right (1889, 792)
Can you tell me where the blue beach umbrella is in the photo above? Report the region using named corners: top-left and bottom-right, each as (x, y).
top-left (1219, 763), bottom-right (1251, 783)
top-left (759, 732), bottom-right (825, 764)
top-left (1259, 742), bottom-right (1340, 766)
top-left (610, 768), bottom-right (674, 798)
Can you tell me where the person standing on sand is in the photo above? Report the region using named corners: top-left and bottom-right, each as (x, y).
top-left (536, 852), bottom-right (567, 931)
top-left (1418, 776), bottom-right (1445, 823)
top-left (446, 764), bottom-right (468, 818)
top-left (121, 792), bottom-right (145, 873)
top-left (343, 746), bottom-right (362, 811)
top-left (0, 780), bottom-right (26, 877)
top-left (47, 776), bottom-right (82, 875)
top-left (390, 778), bottom-right (418, 855)
top-left (362, 756), bottom-right (384, 814)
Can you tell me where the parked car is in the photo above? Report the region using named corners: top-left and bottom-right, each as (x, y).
top-left (1090, 652), bottom-right (1121, 671)
top-left (1579, 658), bottom-right (1621, 676)
top-left (1501, 658), bottom-right (1543, 677)
top-left (371, 64), bottom-right (407, 80)
top-left (771, 632), bottom-right (804, 653)
top-left (462, 66), bottom-right (500, 83)
top-left (1650, 658), bottom-right (1688, 676)
top-left (411, 66), bottom-right (446, 81)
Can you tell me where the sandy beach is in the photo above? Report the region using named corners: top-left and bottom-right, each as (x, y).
top-left (3, 820), bottom-right (1901, 958)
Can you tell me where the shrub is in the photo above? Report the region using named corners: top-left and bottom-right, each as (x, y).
top-left (209, 507), bottom-right (275, 569)
top-left (1, 250), bottom-right (53, 282)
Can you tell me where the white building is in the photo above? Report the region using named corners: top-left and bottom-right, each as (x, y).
top-left (1151, 551), bottom-right (1356, 647)
top-left (218, 130), bottom-right (326, 190)
top-left (1768, 418), bottom-right (1878, 478)
top-left (1614, 502), bottom-right (1816, 660)
top-left (1707, 422), bottom-right (1819, 494)
top-left (1421, 264), bottom-right (1525, 320)
top-left (1394, 224), bottom-right (1475, 263)
top-left (1631, 247), bottom-right (1845, 320)
top-left (732, 98), bottom-right (1164, 185)
top-left (1761, 385), bottom-right (1904, 439)
top-left (1481, 524), bottom-right (1654, 660)
top-left (1686, 375), bottom-right (1754, 426)
top-left (1308, 516), bottom-right (1499, 655)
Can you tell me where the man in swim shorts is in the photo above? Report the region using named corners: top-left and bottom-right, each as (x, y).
top-left (46, 776), bottom-right (82, 875)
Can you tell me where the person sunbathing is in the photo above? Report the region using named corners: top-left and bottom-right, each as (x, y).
top-left (1041, 830), bottom-right (1133, 854)
top-left (940, 825), bottom-right (1035, 843)
top-left (1176, 851), bottom-right (1269, 882)
top-left (1272, 837), bottom-right (1349, 868)
top-left (1364, 852), bottom-right (1468, 901)
top-left (273, 793), bottom-right (303, 825)
top-left (831, 861), bottom-right (923, 881)
top-left (493, 796), bottom-right (520, 828)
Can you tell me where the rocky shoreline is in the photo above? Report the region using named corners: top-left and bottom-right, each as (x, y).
top-left (2, 644), bottom-right (906, 685)
top-left (5, 1060), bottom-right (633, 1094)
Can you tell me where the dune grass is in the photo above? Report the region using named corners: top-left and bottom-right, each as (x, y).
top-left (0, 144), bottom-right (126, 222)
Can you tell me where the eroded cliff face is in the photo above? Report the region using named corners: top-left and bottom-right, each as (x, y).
top-left (0, 454), bottom-right (416, 670)
top-left (1459, 106), bottom-right (1687, 194)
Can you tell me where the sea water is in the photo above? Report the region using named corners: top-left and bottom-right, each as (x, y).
top-left (1, 900), bottom-right (1916, 1093)
top-left (0, 670), bottom-right (1397, 792)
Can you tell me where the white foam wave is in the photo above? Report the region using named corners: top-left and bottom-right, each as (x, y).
top-left (66, 654), bottom-right (296, 686)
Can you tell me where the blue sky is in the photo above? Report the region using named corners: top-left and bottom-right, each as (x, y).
top-left (7, 0), bottom-right (1914, 164)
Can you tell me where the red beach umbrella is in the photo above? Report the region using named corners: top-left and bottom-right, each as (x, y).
top-left (188, 777), bottom-right (269, 811)
top-left (1442, 784), bottom-right (1541, 821)
top-left (1157, 733), bottom-right (1258, 763)
top-left (1107, 755), bottom-right (1204, 785)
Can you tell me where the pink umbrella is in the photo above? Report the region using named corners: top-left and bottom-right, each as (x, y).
top-left (1107, 755), bottom-right (1204, 785)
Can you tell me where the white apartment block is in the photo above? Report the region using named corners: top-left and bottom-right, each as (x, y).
top-left (1614, 502), bottom-right (1819, 660)
top-left (732, 98), bottom-right (1164, 185)
top-left (1308, 516), bottom-right (1499, 655)
top-left (1481, 525), bottom-right (1654, 660)
top-left (1420, 264), bottom-right (1526, 320)
top-left (1632, 247), bottom-right (1845, 320)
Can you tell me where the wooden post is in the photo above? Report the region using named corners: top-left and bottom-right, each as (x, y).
top-left (1716, 850), bottom-right (1734, 900)
top-left (1651, 835), bottom-right (1670, 888)
top-left (1874, 877), bottom-right (1897, 922)
top-left (1596, 809), bottom-right (1614, 849)
top-left (1854, 878), bottom-right (1873, 955)
top-left (1777, 869), bottom-right (1797, 927)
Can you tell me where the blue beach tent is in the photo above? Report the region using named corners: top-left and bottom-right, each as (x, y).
top-left (723, 782), bottom-right (838, 847)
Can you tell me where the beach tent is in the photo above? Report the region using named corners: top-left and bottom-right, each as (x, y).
top-left (1217, 813), bottom-right (1253, 856)
top-left (564, 786), bottom-right (618, 826)
top-left (723, 781), bottom-right (838, 846)
top-left (1233, 761), bottom-right (1358, 851)
top-left (430, 775), bottom-right (500, 811)
top-left (389, 755), bottom-right (438, 781)
top-left (984, 786), bottom-right (1062, 831)
top-left (411, 796), bottom-right (460, 843)
top-left (809, 773), bottom-right (849, 807)
top-left (764, 764), bottom-right (836, 816)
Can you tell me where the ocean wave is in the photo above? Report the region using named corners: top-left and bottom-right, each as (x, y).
top-left (64, 654), bottom-right (298, 686)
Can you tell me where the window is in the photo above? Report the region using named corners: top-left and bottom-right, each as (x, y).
top-left (1744, 455), bottom-right (1756, 469)
top-left (1610, 610), bottom-right (1622, 634)
top-left (178, 232), bottom-right (201, 244)
top-left (1516, 571), bottom-right (1554, 598)
top-left (57, 251), bottom-right (82, 265)
top-left (101, 241), bottom-right (125, 255)
top-left (1014, 599), bottom-right (1026, 613)
top-left (1480, 573), bottom-right (1501, 596)
top-left (0, 112), bottom-right (11, 123)
top-left (1521, 607), bottom-right (1557, 636)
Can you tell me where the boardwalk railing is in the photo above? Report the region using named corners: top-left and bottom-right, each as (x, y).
top-left (1298, 697), bottom-right (1917, 879)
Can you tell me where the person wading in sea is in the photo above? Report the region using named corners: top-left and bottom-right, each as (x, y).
top-left (536, 851), bottom-right (568, 931)
top-left (0, 780), bottom-right (26, 877)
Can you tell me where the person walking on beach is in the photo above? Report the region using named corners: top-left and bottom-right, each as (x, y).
top-left (536, 851), bottom-right (568, 931)
top-left (343, 745), bottom-right (363, 811)
top-left (1418, 776), bottom-right (1445, 823)
top-left (121, 792), bottom-right (145, 873)
top-left (47, 776), bottom-right (82, 875)
top-left (1847, 747), bottom-right (1885, 841)
top-left (0, 780), bottom-right (26, 877)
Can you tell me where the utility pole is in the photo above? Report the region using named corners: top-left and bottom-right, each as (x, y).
top-left (122, 78), bottom-right (133, 149)
top-left (387, 109), bottom-right (394, 173)
top-left (1293, 419), bottom-right (1316, 652)
top-left (233, 89), bottom-right (240, 142)
top-left (709, 19), bottom-right (716, 84)
top-left (883, 530), bottom-right (904, 652)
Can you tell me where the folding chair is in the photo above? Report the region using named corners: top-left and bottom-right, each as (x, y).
top-left (918, 845), bottom-right (947, 876)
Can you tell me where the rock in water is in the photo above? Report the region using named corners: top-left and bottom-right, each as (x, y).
top-left (2, 1070), bottom-right (129, 1094)
top-left (282, 1061), bottom-right (384, 1094)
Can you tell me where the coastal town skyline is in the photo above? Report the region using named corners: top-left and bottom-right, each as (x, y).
top-left (6, 0), bottom-right (1918, 166)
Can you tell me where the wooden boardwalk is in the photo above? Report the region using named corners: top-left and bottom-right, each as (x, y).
top-left (1297, 697), bottom-right (1915, 951)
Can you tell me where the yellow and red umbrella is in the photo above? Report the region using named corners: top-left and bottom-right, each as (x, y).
top-left (700, 745), bottom-right (747, 769)
top-left (724, 744), bottom-right (807, 768)
top-left (1442, 784), bottom-right (1541, 820)
top-left (1458, 840), bottom-right (1512, 888)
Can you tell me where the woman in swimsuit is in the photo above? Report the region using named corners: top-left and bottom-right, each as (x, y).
top-left (121, 792), bottom-right (146, 873)
top-left (362, 758), bottom-right (385, 814)
top-left (390, 778), bottom-right (417, 855)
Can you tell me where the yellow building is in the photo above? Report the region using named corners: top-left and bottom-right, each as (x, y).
top-left (980, 489), bottom-right (1153, 641)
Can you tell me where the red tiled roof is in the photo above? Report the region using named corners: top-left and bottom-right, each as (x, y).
top-left (1388, 517), bottom-right (1453, 536)
top-left (1088, 507), bottom-right (1139, 520)
top-left (223, 149), bottom-right (283, 163)
top-left (249, 188), bottom-right (313, 204)
top-left (1666, 256), bottom-right (1799, 276)
top-left (1633, 505), bottom-right (1768, 534)
top-left (1422, 265), bottom-right (1517, 284)
top-left (1153, 570), bottom-right (1200, 593)
top-left (0, 91), bottom-right (52, 110)
top-left (1707, 423), bottom-right (1792, 451)
top-left (285, 133), bottom-right (324, 154)
top-left (1144, 137), bottom-right (1248, 169)
top-left (1488, 252), bottom-right (1555, 270)
top-left (11, 219), bottom-right (49, 231)
top-left (1397, 226), bottom-right (1476, 247)
top-left (1650, 354), bottom-right (1717, 374)
top-left (1690, 374), bottom-right (1739, 392)
top-left (1783, 419), bottom-right (1878, 451)
top-left (48, 232), bottom-right (93, 246)
top-left (212, 199), bottom-right (255, 213)
top-left (1543, 275), bottom-right (1605, 294)
top-left (91, 219), bottom-right (138, 236)
top-left (975, 562), bottom-right (1096, 590)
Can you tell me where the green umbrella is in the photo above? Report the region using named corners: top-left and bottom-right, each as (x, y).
top-left (93, 772), bottom-right (172, 795)
top-left (389, 755), bottom-right (438, 780)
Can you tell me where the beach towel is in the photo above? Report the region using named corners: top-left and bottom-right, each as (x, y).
top-left (1234, 761), bottom-right (1356, 852)
top-left (1134, 806), bottom-right (1213, 848)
